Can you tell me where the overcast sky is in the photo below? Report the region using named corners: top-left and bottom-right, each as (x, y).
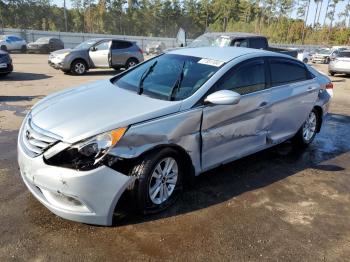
top-left (52, 0), bottom-right (348, 27)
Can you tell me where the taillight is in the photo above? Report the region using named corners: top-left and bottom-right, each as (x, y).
top-left (326, 82), bottom-right (333, 89)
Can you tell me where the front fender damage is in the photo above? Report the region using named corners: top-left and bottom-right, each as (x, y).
top-left (109, 108), bottom-right (203, 175)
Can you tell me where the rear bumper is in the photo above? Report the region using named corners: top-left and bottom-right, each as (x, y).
top-left (312, 57), bottom-right (328, 63)
top-left (328, 64), bottom-right (350, 74)
top-left (18, 131), bottom-right (134, 225)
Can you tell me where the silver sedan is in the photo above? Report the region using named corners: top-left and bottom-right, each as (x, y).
top-left (18, 47), bottom-right (332, 225)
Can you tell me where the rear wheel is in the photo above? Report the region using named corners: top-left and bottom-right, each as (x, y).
top-left (129, 148), bottom-right (183, 214)
top-left (303, 58), bottom-right (308, 63)
top-left (125, 58), bottom-right (139, 69)
top-left (70, 60), bottom-right (87, 75)
top-left (329, 71), bottom-right (335, 76)
top-left (1, 45), bottom-right (7, 51)
top-left (292, 109), bottom-right (319, 147)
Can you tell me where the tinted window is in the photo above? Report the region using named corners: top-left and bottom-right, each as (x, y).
top-left (338, 51), bottom-right (350, 57)
top-left (232, 38), bottom-right (248, 48)
top-left (269, 58), bottom-right (309, 86)
top-left (249, 38), bottom-right (267, 49)
top-left (218, 59), bottom-right (265, 95)
top-left (112, 41), bottom-right (132, 49)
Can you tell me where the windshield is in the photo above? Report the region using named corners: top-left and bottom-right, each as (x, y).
top-left (189, 35), bottom-right (231, 48)
top-left (35, 37), bottom-right (50, 43)
top-left (318, 49), bottom-right (331, 55)
top-left (114, 54), bottom-right (222, 101)
top-left (74, 39), bottom-right (97, 50)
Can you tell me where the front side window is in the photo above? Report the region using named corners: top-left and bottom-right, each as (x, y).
top-left (216, 59), bottom-right (266, 95)
top-left (94, 41), bottom-right (110, 51)
top-left (269, 58), bottom-right (309, 86)
top-left (114, 54), bottom-right (221, 101)
top-left (232, 39), bottom-right (248, 48)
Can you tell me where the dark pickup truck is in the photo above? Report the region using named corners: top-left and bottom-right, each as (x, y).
top-left (187, 32), bottom-right (297, 58)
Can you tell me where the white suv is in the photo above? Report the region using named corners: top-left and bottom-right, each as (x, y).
top-left (0, 35), bottom-right (27, 53)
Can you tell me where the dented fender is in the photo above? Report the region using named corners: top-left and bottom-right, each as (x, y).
top-left (109, 108), bottom-right (203, 175)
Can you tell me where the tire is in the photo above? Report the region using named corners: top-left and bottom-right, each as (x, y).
top-left (129, 148), bottom-right (183, 214)
top-left (70, 59), bottom-right (88, 75)
top-left (20, 45), bottom-right (27, 53)
top-left (329, 71), bottom-right (335, 76)
top-left (326, 57), bottom-right (330, 64)
top-left (125, 58), bottom-right (139, 69)
top-left (303, 58), bottom-right (308, 63)
top-left (113, 66), bottom-right (121, 71)
top-left (292, 109), bottom-right (319, 148)
top-left (1, 45), bottom-right (7, 51)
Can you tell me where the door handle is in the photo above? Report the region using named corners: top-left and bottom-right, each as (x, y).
top-left (307, 86), bottom-right (317, 92)
top-left (258, 101), bottom-right (268, 109)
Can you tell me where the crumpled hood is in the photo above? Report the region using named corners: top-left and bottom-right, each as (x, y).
top-left (30, 79), bottom-right (182, 143)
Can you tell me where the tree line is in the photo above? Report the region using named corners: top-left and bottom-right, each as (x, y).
top-left (0, 0), bottom-right (349, 45)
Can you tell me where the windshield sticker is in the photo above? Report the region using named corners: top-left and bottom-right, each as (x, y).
top-left (198, 58), bottom-right (224, 67)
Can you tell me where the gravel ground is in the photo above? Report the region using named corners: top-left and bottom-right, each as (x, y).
top-left (0, 54), bottom-right (350, 261)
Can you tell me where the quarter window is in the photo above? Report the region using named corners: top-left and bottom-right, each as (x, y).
top-left (269, 58), bottom-right (309, 86)
top-left (218, 60), bottom-right (266, 95)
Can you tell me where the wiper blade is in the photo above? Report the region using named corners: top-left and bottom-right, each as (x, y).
top-left (137, 61), bottom-right (158, 95)
top-left (169, 61), bottom-right (186, 101)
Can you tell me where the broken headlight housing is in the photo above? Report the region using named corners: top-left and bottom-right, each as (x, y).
top-left (45, 127), bottom-right (127, 170)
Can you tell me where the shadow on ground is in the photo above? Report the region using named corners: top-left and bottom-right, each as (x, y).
top-left (115, 113), bottom-right (350, 226)
top-left (1, 72), bottom-right (52, 81)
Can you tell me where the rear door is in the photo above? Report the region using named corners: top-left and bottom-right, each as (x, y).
top-left (265, 57), bottom-right (319, 144)
top-left (111, 40), bottom-right (133, 66)
top-left (89, 40), bottom-right (111, 68)
top-left (201, 58), bottom-right (271, 171)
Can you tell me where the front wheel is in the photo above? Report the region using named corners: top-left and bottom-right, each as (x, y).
top-left (292, 109), bottom-right (319, 147)
top-left (129, 148), bottom-right (183, 214)
top-left (70, 60), bottom-right (87, 75)
top-left (329, 71), bottom-right (335, 76)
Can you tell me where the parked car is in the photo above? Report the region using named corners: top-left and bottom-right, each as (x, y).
top-left (27, 37), bottom-right (64, 54)
top-left (145, 41), bottom-right (166, 55)
top-left (0, 35), bottom-right (27, 53)
top-left (296, 49), bottom-right (311, 63)
top-left (18, 47), bottom-right (331, 225)
top-left (187, 32), bottom-right (298, 57)
top-left (328, 50), bottom-right (350, 76)
top-left (311, 48), bottom-right (332, 64)
top-left (48, 38), bottom-right (144, 75)
top-left (0, 50), bottom-right (13, 76)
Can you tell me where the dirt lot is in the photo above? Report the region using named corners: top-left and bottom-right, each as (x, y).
top-left (1, 54), bottom-right (350, 261)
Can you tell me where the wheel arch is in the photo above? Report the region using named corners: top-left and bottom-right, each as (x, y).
top-left (313, 105), bottom-right (323, 133)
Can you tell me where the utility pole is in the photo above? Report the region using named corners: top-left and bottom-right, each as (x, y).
top-left (64, 0), bottom-right (68, 32)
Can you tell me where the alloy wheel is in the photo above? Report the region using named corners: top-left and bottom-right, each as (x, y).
top-left (303, 111), bottom-right (317, 142)
top-left (148, 157), bottom-right (178, 205)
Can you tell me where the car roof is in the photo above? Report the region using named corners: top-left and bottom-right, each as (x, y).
top-left (168, 47), bottom-right (284, 63)
top-left (87, 38), bottom-right (132, 43)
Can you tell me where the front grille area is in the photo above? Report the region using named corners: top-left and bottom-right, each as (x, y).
top-left (22, 116), bottom-right (61, 157)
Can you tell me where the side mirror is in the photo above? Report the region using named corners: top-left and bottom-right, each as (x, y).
top-left (204, 90), bottom-right (241, 105)
top-left (90, 46), bottom-right (97, 52)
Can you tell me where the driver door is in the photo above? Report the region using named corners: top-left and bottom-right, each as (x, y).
top-left (89, 40), bottom-right (111, 68)
top-left (201, 58), bottom-right (271, 171)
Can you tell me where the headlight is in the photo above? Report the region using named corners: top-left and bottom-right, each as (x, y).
top-left (45, 127), bottom-right (127, 170)
top-left (56, 52), bottom-right (70, 60)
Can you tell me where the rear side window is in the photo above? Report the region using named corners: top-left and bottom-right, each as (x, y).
top-left (338, 51), bottom-right (350, 57)
top-left (217, 59), bottom-right (266, 95)
top-left (112, 41), bottom-right (132, 49)
top-left (249, 38), bottom-right (268, 49)
top-left (269, 58), bottom-right (309, 86)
